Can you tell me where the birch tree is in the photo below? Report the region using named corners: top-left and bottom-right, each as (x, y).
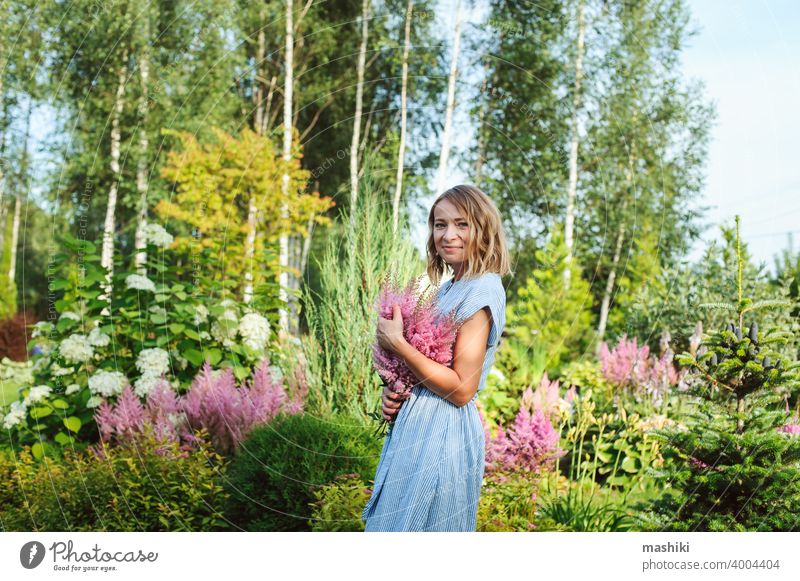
top-left (350, 0), bottom-right (370, 226)
top-left (392, 0), bottom-right (412, 234)
top-left (435, 0), bottom-right (462, 194)
top-left (279, 0), bottom-right (294, 336)
top-left (563, 0), bottom-right (585, 287)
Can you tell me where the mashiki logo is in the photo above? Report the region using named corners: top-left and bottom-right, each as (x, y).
top-left (20, 541), bottom-right (46, 569)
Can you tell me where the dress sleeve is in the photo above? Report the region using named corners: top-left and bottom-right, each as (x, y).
top-left (454, 277), bottom-right (506, 347)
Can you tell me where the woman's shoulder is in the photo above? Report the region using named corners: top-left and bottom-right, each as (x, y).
top-left (465, 272), bottom-right (505, 299)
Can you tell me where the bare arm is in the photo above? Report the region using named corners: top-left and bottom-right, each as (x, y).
top-left (378, 305), bottom-right (492, 408)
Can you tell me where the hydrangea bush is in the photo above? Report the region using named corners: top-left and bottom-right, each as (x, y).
top-left (2, 230), bottom-right (281, 452)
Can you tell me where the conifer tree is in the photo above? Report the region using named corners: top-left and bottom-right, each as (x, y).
top-left (645, 217), bottom-right (800, 531)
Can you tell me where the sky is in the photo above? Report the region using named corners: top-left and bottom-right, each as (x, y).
top-left (681, 0), bottom-right (800, 271)
top-left (416, 0), bottom-right (800, 273)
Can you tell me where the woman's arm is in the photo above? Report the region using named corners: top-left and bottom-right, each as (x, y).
top-left (377, 304), bottom-right (492, 408)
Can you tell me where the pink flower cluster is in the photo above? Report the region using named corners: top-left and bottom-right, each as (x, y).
top-left (520, 372), bottom-right (576, 421)
top-left (372, 276), bottom-right (458, 400)
top-left (598, 335), bottom-right (680, 405)
top-left (94, 359), bottom-right (304, 455)
top-left (484, 407), bottom-right (564, 475)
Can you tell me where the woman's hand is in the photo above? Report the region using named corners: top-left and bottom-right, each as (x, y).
top-left (376, 303), bottom-right (407, 354)
top-left (381, 383), bottom-right (404, 421)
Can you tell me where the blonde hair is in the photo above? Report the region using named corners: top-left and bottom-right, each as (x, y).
top-left (426, 184), bottom-right (511, 286)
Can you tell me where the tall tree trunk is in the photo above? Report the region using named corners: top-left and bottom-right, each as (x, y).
top-left (392, 0), bottom-right (412, 234)
top-left (244, 7), bottom-right (269, 305)
top-left (279, 0), bottom-right (294, 336)
top-left (349, 0), bottom-right (370, 227)
top-left (101, 50), bottom-right (129, 303)
top-left (8, 100), bottom-right (32, 287)
top-left (436, 0), bottom-right (462, 194)
top-left (474, 57), bottom-right (491, 187)
top-left (134, 16), bottom-right (151, 275)
top-left (563, 0), bottom-right (585, 288)
top-left (596, 155), bottom-right (633, 345)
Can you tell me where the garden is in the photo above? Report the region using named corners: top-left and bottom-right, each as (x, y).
top-left (2, 0), bottom-right (800, 533)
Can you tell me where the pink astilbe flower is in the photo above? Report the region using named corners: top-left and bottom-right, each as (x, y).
top-left (93, 358), bottom-right (304, 456)
top-left (485, 407), bottom-right (564, 475)
top-left (182, 360), bottom-right (302, 454)
top-left (372, 275), bottom-right (458, 400)
top-left (109, 386), bottom-right (146, 440)
top-left (599, 335), bottom-right (681, 406)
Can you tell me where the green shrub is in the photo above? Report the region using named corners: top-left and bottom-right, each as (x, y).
top-left (0, 431), bottom-right (230, 532)
top-left (477, 472), bottom-right (540, 531)
top-left (223, 413), bottom-right (380, 531)
top-left (308, 473), bottom-right (372, 532)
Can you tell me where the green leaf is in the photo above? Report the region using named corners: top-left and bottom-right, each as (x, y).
top-left (63, 416), bottom-right (82, 433)
top-left (184, 329), bottom-right (201, 340)
top-left (184, 348), bottom-right (204, 366)
top-left (233, 365), bottom-right (250, 381)
top-left (169, 323), bottom-right (186, 334)
top-left (205, 348), bottom-right (222, 366)
top-left (620, 456), bottom-right (640, 473)
top-left (30, 406), bottom-right (53, 419)
top-left (150, 314), bottom-right (167, 324)
top-left (31, 442), bottom-right (45, 460)
top-left (54, 431), bottom-right (74, 445)
top-left (155, 294), bottom-right (170, 303)
top-left (49, 278), bottom-right (71, 291)
top-left (51, 399), bottom-right (70, 410)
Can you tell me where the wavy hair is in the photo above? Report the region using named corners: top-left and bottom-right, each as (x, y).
top-left (425, 184), bottom-right (511, 286)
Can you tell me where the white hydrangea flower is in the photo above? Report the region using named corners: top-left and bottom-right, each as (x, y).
top-left (31, 321), bottom-right (54, 338)
top-left (24, 385), bottom-right (52, 405)
top-left (192, 304), bottom-right (209, 326)
top-left (136, 348), bottom-right (170, 376)
top-left (59, 334), bottom-right (94, 364)
top-left (144, 223), bottom-right (174, 248)
top-left (88, 370), bottom-right (128, 398)
top-left (125, 274), bottom-right (157, 293)
top-left (52, 363), bottom-right (75, 377)
top-left (238, 312), bottom-right (271, 352)
top-left (149, 305), bottom-right (167, 318)
top-left (200, 331), bottom-right (211, 341)
top-left (133, 374), bottom-right (165, 398)
top-left (3, 401), bottom-right (28, 430)
top-left (211, 322), bottom-right (236, 348)
top-left (88, 326), bottom-right (110, 347)
top-left (59, 311), bottom-right (81, 322)
top-left (65, 384), bottom-right (81, 396)
top-left (86, 396), bottom-right (104, 408)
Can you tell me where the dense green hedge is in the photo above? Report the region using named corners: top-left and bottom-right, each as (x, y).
top-left (224, 413), bottom-right (380, 531)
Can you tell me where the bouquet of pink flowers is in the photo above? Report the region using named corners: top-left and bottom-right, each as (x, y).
top-left (371, 274), bottom-right (458, 434)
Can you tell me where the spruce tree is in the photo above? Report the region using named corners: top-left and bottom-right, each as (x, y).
top-left (645, 217), bottom-right (800, 531)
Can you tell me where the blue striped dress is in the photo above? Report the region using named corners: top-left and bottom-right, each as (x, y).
top-left (362, 272), bottom-right (506, 532)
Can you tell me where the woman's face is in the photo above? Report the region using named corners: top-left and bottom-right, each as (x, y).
top-left (433, 198), bottom-right (470, 276)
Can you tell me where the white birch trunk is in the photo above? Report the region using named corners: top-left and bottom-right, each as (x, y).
top-left (244, 8), bottom-right (268, 305)
top-left (350, 0), bottom-right (370, 227)
top-left (101, 51), bottom-right (129, 303)
top-left (134, 18), bottom-right (151, 274)
top-left (392, 0), bottom-right (413, 234)
top-left (279, 0), bottom-right (294, 336)
top-left (563, 0), bottom-right (585, 288)
top-left (596, 163), bottom-right (632, 345)
top-left (436, 0), bottom-right (462, 194)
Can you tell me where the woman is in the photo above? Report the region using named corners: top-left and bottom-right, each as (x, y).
top-left (362, 184), bottom-right (511, 532)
